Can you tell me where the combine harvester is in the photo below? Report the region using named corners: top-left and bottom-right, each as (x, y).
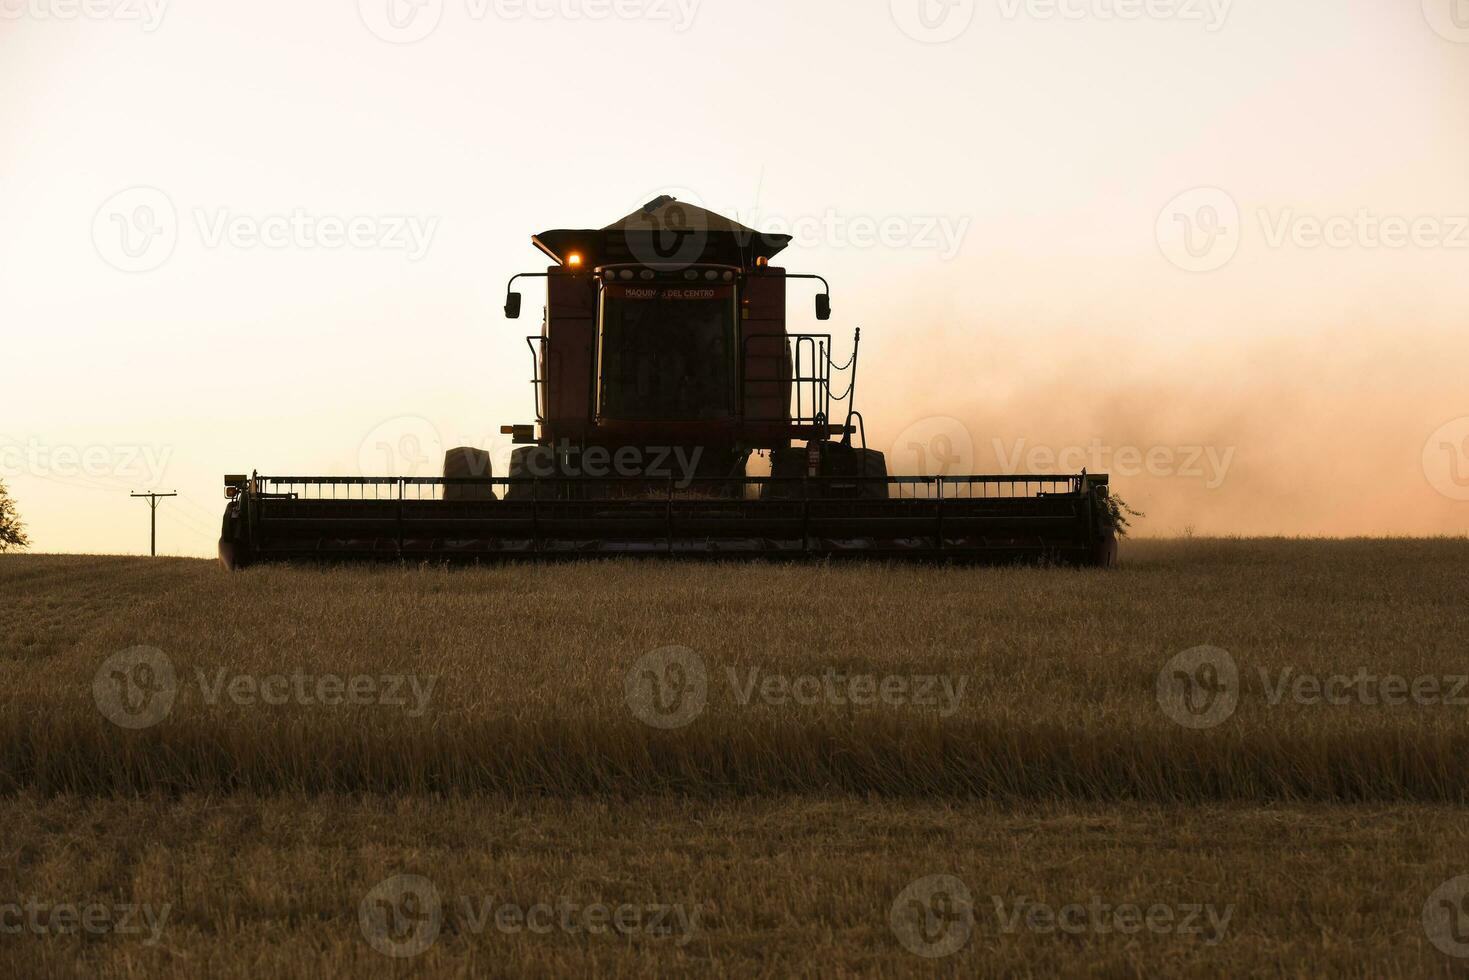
top-left (219, 198), bottom-right (1118, 569)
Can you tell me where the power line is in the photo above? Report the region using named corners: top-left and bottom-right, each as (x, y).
top-left (130, 491), bottom-right (178, 556)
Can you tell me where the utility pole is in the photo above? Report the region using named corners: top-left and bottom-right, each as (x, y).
top-left (130, 491), bottom-right (178, 557)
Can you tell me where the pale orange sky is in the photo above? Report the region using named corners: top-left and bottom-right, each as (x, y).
top-left (2, 1), bottom-right (1467, 556)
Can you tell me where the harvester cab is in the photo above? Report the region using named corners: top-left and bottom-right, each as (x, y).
top-left (500, 196), bottom-right (873, 496)
top-left (218, 197), bottom-right (1120, 569)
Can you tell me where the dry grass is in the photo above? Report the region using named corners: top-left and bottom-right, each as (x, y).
top-left (2, 540), bottom-right (1466, 800)
top-left (0, 794), bottom-right (1465, 978)
top-left (5, 541), bottom-right (1469, 976)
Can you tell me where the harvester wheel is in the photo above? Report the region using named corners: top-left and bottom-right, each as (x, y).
top-left (218, 511), bottom-right (250, 571)
top-left (442, 447), bottom-right (495, 501)
top-left (506, 446), bottom-right (564, 501)
top-left (761, 442), bottom-right (889, 500)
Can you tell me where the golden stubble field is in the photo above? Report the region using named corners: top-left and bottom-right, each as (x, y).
top-left (2, 539), bottom-right (1468, 977)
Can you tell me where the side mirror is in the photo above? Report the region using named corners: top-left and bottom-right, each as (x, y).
top-left (815, 294), bottom-right (831, 321)
top-left (505, 292), bottom-right (522, 319)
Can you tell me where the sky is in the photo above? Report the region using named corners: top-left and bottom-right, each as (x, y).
top-left (2, 0), bottom-right (1467, 556)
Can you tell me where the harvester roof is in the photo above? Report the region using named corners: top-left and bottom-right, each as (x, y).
top-left (533, 196), bottom-right (792, 269)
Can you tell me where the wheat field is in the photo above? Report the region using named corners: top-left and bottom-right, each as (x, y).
top-left (3, 540), bottom-right (1468, 976)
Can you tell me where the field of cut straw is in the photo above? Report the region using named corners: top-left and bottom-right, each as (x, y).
top-left (2, 540), bottom-right (1467, 976)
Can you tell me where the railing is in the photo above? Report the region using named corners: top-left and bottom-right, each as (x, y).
top-left (249, 474), bottom-right (1086, 503)
top-left (526, 336), bottom-right (549, 423)
top-left (742, 332), bottom-right (858, 428)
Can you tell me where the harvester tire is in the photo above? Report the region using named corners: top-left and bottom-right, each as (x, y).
top-left (761, 442), bottom-right (889, 500)
top-left (443, 447), bottom-right (495, 501)
top-left (506, 446), bottom-right (564, 501)
top-left (218, 511), bottom-right (250, 571)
